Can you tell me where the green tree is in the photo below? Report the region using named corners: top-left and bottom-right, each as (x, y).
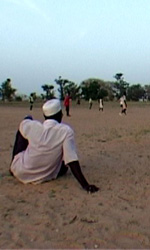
top-left (64, 81), bottom-right (81, 100)
top-left (41, 93), bottom-right (45, 100)
top-left (114, 73), bottom-right (123, 81)
top-left (55, 76), bottom-right (69, 100)
top-left (80, 78), bottom-right (110, 100)
top-left (41, 84), bottom-right (54, 100)
top-left (144, 85), bottom-right (150, 100)
top-left (127, 84), bottom-right (145, 101)
top-left (0, 78), bottom-right (16, 101)
top-left (113, 73), bottom-right (129, 98)
top-left (98, 88), bottom-right (108, 99)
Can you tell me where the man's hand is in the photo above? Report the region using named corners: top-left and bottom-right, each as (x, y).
top-left (68, 161), bottom-right (99, 193)
top-left (84, 184), bottom-right (99, 193)
top-left (24, 115), bottom-right (33, 120)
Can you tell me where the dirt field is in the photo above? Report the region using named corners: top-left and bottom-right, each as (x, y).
top-left (1, 101), bottom-right (150, 249)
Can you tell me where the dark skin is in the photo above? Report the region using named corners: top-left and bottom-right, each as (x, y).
top-left (68, 161), bottom-right (99, 193)
top-left (44, 110), bottom-right (99, 193)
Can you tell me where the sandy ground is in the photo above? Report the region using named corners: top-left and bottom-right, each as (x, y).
top-left (1, 101), bottom-right (150, 249)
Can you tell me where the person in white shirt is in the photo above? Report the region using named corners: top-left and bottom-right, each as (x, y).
top-left (10, 99), bottom-right (99, 193)
top-left (89, 98), bottom-right (93, 109)
top-left (99, 98), bottom-right (104, 111)
top-left (119, 94), bottom-right (127, 115)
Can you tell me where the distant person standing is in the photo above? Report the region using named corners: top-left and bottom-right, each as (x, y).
top-left (64, 92), bottom-right (71, 116)
top-left (76, 97), bottom-right (80, 105)
top-left (99, 98), bottom-right (104, 111)
top-left (89, 98), bottom-right (93, 109)
top-left (119, 94), bottom-right (127, 115)
top-left (29, 94), bottom-right (34, 111)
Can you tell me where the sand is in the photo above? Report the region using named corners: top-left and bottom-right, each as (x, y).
top-left (1, 101), bottom-right (150, 249)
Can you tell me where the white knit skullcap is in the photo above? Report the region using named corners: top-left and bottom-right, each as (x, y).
top-left (42, 99), bottom-right (61, 116)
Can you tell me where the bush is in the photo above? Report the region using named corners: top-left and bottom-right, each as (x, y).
top-left (15, 96), bottom-right (22, 101)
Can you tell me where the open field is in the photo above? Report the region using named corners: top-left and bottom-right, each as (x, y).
top-left (1, 101), bottom-right (150, 249)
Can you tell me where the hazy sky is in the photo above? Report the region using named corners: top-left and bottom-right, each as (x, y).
top-left (1, 0), bottom-right (150, 96)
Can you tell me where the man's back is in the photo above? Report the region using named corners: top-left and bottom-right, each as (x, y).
top-left (11, 119), bottom-right (78, 183)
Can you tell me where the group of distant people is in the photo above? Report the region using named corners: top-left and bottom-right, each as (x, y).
top-left (28, 92), bottom-right (72, 117)
top-left (29, 93), bottom-right (127, 116)
top-left (29, 92), bottom-right (127, 116)
top-left (89, 98), bottom-right (104, 111)
top-left (88, 94), bottom-right (127, 115)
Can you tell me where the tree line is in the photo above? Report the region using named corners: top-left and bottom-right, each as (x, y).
top-left (1, 74), bottom-right (150, 102)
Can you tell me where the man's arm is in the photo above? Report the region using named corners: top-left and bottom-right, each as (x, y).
top-left (67, 161), bottom-right (99, 193)
top-left (11, 115), bottom-right (33, 161)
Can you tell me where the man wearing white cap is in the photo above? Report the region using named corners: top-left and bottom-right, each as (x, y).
top-left (10, 99), bottom-right (99, 193)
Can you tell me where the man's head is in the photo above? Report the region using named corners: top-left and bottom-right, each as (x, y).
top-left (42, 99), bottom-right (63, 123)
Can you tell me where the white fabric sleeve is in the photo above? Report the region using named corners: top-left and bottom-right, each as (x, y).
top-left (63, 128), bottom-right (78, 165)
top-left (19, 120), bottom-right (43, 141)
top-left (19, 119), bottom-right (32, 139)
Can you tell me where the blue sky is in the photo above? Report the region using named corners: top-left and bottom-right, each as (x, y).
top-left (1, 0), bottom-right (150, 96)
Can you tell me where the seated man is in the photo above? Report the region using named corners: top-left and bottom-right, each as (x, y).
top-left (10, 99), bottom-right (99, 193)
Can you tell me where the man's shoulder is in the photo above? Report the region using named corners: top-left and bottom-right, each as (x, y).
top-left (59, 122), bottom-right (74, 133)
top-left (60, 122), bottom-right (71, 129)
top-left (20, 119), bottom-right (42, 132)
top-left (20, 119), bottom-right (42, 137)
top-left (21, 119), bottom-right (41, 126)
